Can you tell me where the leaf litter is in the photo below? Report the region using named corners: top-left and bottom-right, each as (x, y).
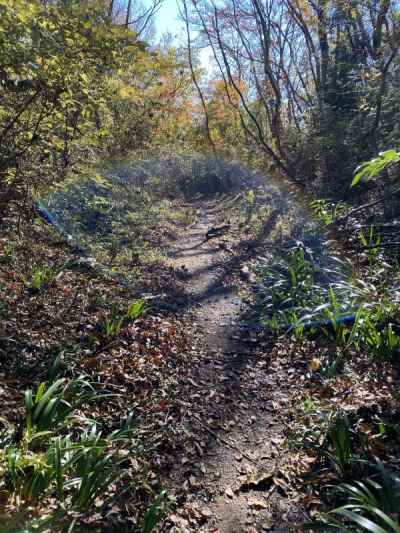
top-left (0, 194), bottom-right (398, 531)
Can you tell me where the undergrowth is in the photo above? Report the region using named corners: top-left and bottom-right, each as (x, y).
top-left (39, 158), bottom-right (199, 272)
top-left (0, 169), bottom-right (191, 530)
top-left (0, 375), bottom-right (172, 531)
top-left (253, 197), bottom-right (400, 530)
top-left (257, 245), bottom-right (400, 361)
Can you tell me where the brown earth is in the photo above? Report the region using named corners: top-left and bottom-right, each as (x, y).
top-left (163, 200), bottom-right (308, 532)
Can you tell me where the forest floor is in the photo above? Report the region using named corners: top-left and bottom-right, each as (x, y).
top-left (1, 183), bottom-right (398, 532)
top-left (156, 195), bottom-right (399, 533)
top-left (160, 199), bottom-right (309, 532)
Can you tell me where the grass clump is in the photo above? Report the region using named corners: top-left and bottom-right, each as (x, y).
top-left (257, 245), bottom-right (400, 362)
top-left (0, 375), bottom-right (170, 531)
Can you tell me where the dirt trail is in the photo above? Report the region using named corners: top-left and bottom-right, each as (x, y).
top-left (166, 200), bottom-right (307, 532)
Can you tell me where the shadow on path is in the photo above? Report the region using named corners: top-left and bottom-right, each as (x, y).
top-left (166, 200), bottom-right (308, 532)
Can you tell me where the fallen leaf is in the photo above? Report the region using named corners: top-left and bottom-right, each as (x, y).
top-left (309, 358), bottom-right (322, 371)
top-left (249, 499), bottom-right (267, 510)
top-left (239, 471), bottom-right (274, 492)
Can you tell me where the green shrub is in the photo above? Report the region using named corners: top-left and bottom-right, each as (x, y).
top-left (310, 199), bottom-right (347, 226)
top-left (142, 490), bottom-right (173, 533)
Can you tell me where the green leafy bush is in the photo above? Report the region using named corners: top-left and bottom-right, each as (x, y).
top-left (352, 150), bottom-right (400, 187)
top-left (311, 199), bottom-right (347, 226)
top-left (0, 0), bottom-right (139, 217)
top-left (142, 490), bottom-right (173, 533)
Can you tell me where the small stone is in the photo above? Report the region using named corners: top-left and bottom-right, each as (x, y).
top-left (225, 487), bottom-right (234, 499)
top-left (201, 508), bottom-right (213, 519)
